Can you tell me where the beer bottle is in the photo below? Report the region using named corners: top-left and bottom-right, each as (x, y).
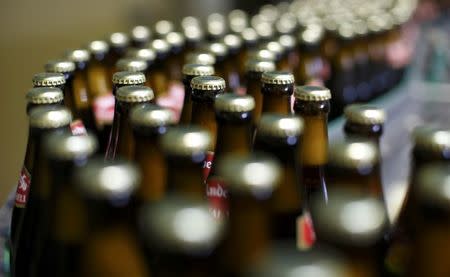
top-left (75, 158), bottom-right (149, 277)
top-left (10, 88), bottom-right (64, 252)
top-left (252, 15), bottom-right (275, 44)
top-left (125, 47), bottom-right (156, 88)
top-left (13, 106), bottom-right (72, 277)
top-left (64, 49), bottom-right (95, 132)
top-left (86, 40), bottom-right (112, 104)
top-left (253, 114), bottom-right (310, 248)
top-left (105, 85), bottom-right (154, 160)
top-left (247, 48), bottom-right (276, 62)
top-left (179, 63), bottom-right (215, 124)
top-left (244, 59), bottom-right (275, 128)
top-left (44, 60), bottom-right (76, 113)
top-left (149, 39), bottom-right (171, 98)
top-left (278, 34), bottom-right (297, 71)
top-left (222, 34), bottom-right (243, 90)
top-left (181, 18), bottom-right (204, 52)
top-left (206, 94), bottom-right (255, 218)
top-left (228, 9), bottom-right (249, 34)
top-left (207, 13), bottom-right (227, 42)
top-left (116, 58), bottom-right (148, 73)
top-left (32, 72), bottom-right (65, 91)
top-left (190, 76), bottom-right (226, 181)
top-left (311, 188), bottom-right (389, 277)
top-left (130, 25), bottom-right (151, 48)
top-left (407, 164), bottom-right (450, 277)
top-left (165, 32), bottom-right (186, 82)
top-left (154, 20), bottom-right (174, 39)
top-left (130, 104), bottom-right (175, 204)
top-left (203, 42), bottom-right (229, 86)
top-left (35, 131), bottom-right (98, 277)
top-left (344, 104), bottom-right (386, 144)
top-left (238, 27), bottom-right (260, 80)
top-left (160, 126), bottom-right (212, 200)
top-left (185, 51), bottom-right (216, 66)
top-left (260, 41), bottom-right (284, 69)
top-left (293, 85), bottom-right (331, 204)
top-left (139, 196), bottom-right (224, 277)
top-left (216, 153), bottom-right (281, 276)
top-left (260, 71), bottom-right (295, 115)
top-left (108, 32), bottom-right (130, 69)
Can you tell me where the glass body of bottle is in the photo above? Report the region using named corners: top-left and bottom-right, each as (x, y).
top-left (260, 71), bottom-right (295, 115)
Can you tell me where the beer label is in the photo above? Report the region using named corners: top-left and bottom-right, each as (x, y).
top-left (156, 81), bottom-right (184, 122)
top-left (93, 93), bottom-right (115, 125)
top-left (70, 119), bottom-right (87, 136)
top-left (202, 151), bottom-right (214, 182)
top-left (296, 211), bottom-right (316, 250)
top-left (206, 177), bottom-right (228, 220)
top-left (15, 166), bottom-right (31, 208)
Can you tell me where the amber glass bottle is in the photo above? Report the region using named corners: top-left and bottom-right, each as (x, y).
top-left (125, 47), bottom-right (156, 89)
top-left (247, 48), bottom-right (276, 63)
top-left (260, 71), bottom-right (295, 115)
top-left (149, 39), bottom-right (171, 98)
top-left (165, 32), bottom-right (186, 82)
top-left (344, 104), bottom-right (386, 144)
top-left (130, 25), bottom-right (152, 48)
top-left (278, 34), bottom-right (297, 71)
top-left (32, 72), bottom-right (65, 91)
top-left (44, 60), bottom-right (76, 113)
top-left (203, 42), bottom-right (230, 86)
top-left (260, 41), bottom-right (284, 69)
top-left (222, 34), bottom-right (243, 90)
top-left (238, 27), bottom-right (260, 80)
top-left (185, 52), bottom-right (216, 66)
top-left (154, 20), bottom-right (174, 39)
top-left (116, 58), bottom-right (148, 74)
top-left (108, 32), bottom-right (130, 75)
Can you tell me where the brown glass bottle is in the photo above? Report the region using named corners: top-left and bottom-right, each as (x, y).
top-left (216, 153), bottom-right (281, 276)
top-left (182, 18), bottom-right (204, 53)
top-left (190, 76), bottom-right (226, 181)
top-left (244, 59), bottom-right (275, 128)
top-left (278, 34), bottom-right (298, 71)
top-left (165, 32), bottom-right (186, 82)
top-left (351, 19), bottom-right (372, 102)
top-left (125, 47), bottom-right (156, 89)
top-left (366, 15), bottom-right (388, 98)
top-left (44, 60), bottom-right (76, 113)
top-left (203, 42), bottom-right (230, 87)
top-left (149, 39), bottom-right (171, 98)
top-left (105, 85), bottom-right (154, 161)
top-left (311, 188), bottom-right (389, 277)
top-left (130, 104), bottom-right (175, 205)
top-left (222, 34), bottom-right (243, 90)
top-left (260, 71), bottom-right (295, 115)
top-left (34, 131), bottom-right (97, 277)
top-left (154, 20), bottom-right (174, 39)
top-left (139, 196), bottom-right (224, 277)
top-left (207, 13), bottom-right (227, 42)
top-left (32, 72), bottom-right (66, 91)
top-left (261, 41), bottom-right (284, 69)
top-left (108, 32), bottom-right (130, 75)
top-left (179, 64), bottom-right (215, 124)
top-left (130, 25), bottom-right (152, 48)
top-left (238, 27), bottom-right (260, 80)
top-left (344, 104), bottom-right (386, 144)
top-left (247, 48), bottom-right (276, 63)
top-left (160, 127), bottom-right (212, 200)
top-left (116, 58), bottom-right (148, 74)
top-left (75, 158), bottom-right (149, 277)
top-left (13, 106), bottom-right (72, 277)
top-left (293, 85), bottom-right (331, 204)
top-left (207, 94), bottom-right (255, 219)
top-left (185, 51), bottom-right (216, 66)
top-left (253, 114), bottom-right (306, 247)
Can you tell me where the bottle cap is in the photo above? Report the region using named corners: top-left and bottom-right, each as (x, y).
top-left (116, 58), bottom-right (148, 72)
top-left (161, 126), bottom-right (211, 156)
top-left (182, 64), bottom-right (215, 77)
top-left (413, 126), bottom-right (450, 154)
top-left (248, 49), bottom-right (276, 61)
top-left (165, 32), bottom-right (185, 48)
top-left (203, 42), bottom-right (228, 58)
top-left (183, 25), bottom-right (204, 42)
top-left (45, 130), bottom-right (98, 160)
top-left (109, 32), bottom-right (130, 48)
top-left (217, 153), bottom-right (280, 195)
top-left (299, 24), bottom-right (324, 45)
top-left (151, 39), bottom-right (170, 55)
top-left (328, 139), bottom-right (379, 169)
top-left (337, 22), bottom-right (356, 40)
top-left (116, 85), bottom-right (154, 103)
top-left (278, 34), bottom-right (296, 50)
top-left (261, 71), bottom-right (295, 85)
top-left (257, 113), bottom-right (304, 138)
top-left (207, 13), bottom-right (227, 38)
top-left (130, 103), bottom-right (175, 128)
top-left (126, 48), bottom-right (156, 62)
top-left (417, 163), bottom-right (450, 210)
top-left (181, 16), bottom-right (201, 30)
top-left (29, 106), bottom-right (72, 129)
top-left (214, 94), bottom-right (255, 113)
top-left (228, 9), bottom-right (249, 33)
top-left (131, 25), bottom-right (152, 43)
top-left (87, 40), bottom-right (109, 55)
top-left (294, 85), bottom-right (331, 101)
top-left (245, 59), bottom-right (276, 73)
top-left (275, 13), bottom-right (297, 34)
top-left (139, 196), bottom-right (224, 254)
top-left (45, 59), bottom-right (76, 73)
top-left (185, 52), bottom-right (216, 65)
top-left (241, 27), bottom-right (260, 44)
top-left (191, 75), bottom-right (226, 90)
top-left (26, 87), bottom-right (64, 104)
top-left (311, 189), bottom-right (388, 246)
top-left (261, 41), bottom-right (284, 58)
top-left (155, 20), bottom-right (174, 37)
top-left (222, 34), bottom-right (243, 50)
top-left (32, 72), bottom-right (66, 87)
top-left (64, 49), bottom-right (90, 63)
top-left (75, 158), bottom-right (140, 199)
top-left (344, 104), bottom-right (386, 125)
top-left (112, 71), bottom-right (146, 85)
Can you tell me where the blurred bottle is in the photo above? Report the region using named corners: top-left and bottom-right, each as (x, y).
top-left (343, 104), bottom-right (386, 144)
top-left (105, 85), bottom-right (154, 160)
top-left (260, 71), bottom-right (295, 115)
top-left (207, 94), bottom-right (255, 219)
top-left (311, 189), bottom-right (389, 277)
top-left (32, 72), bottom-right (65, 91)
top-left (185, 51), bottom-right (216, 66)
top-left (179, 63), bottom-right (215, 124)
top-left (107, 32), bottom-right (130, 80)
top-left (130, 104), bottom-right (175, 205)
top-left (44, 60), bottom-right (76, 115)
top-left (190, 76), bottom-right (226, 181)
top-left (222, 34), bottom-right (243, 90)
top-left (260, 41), bottom-right (284, 70)
top-left (125, 47), bottom-right (156, 89)
top-left (207, 13), bottom-right (227, 42)
top-left (116, 58), bottom-right (148, 74)
top-left (216, 153), bottom-right (281, 276)
top-left (13, 106), bottom-right (72, 277)
top-left (149, 39), bottom-right (171, 98)
top-left (203, 42), bottom-right (230, 88)
top-left (154, 20), bottom-right (174, 39)
top-left (247, 48), bottom-right (276, 63)
top-left (181, 17), bottom-right (204, 52)
top-left (278, 34), bottom-right (297, 71)
top-left (75, 158), bottom-right (149, 277)
top-left (35, 131), bottom-right (97, 277)
top-left (160, 127), bottom-right (211, 200)
top-left (351, 19), bottom-right (372, 102)
top-left (165, 32), bottom-right (186, 83)
top-left (293, 85), bottom-right (331, 205)
top-left (130, 25), bottom-right (151, 48)
top-left (238, 28), bottom-right (260, 80)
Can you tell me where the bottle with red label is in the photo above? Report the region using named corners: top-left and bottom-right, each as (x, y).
top-left (190, 76), bottom-right (226, 181)
top-left (34, 131), bottom-right (98, 277)
top-left (149, 39), bottom-right (171, 99)
top-left (260, 71), bottom-right (295, 115)
top-left (75, 158), bottom-right (149, 277)
top-left (206, 94), bottom-right (255, 219)
top-left (160, 126), bottom-right (212, 200)
top-left (311, 188), bottom-right (389, 277)
top-left (130, 103), bottom-right (175, 206)
top-left (253, 114), bottom-right (311, 249)
top-left (13, 106), bottom-right (72, 277)
top-left (216, 153), bottom-right (281, 275)
top-left (130, 25), bottom-right (152, 48)
top-left (105, 85), bottom-right (154, 161)
top-left (179, 63), bottom-right (215, 124)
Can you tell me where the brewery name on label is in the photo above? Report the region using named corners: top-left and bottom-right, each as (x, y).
top-left (15, 166), bottom-right (31, 208)
top-left (202, 151), bottom-right (214, 181)
top-left (93, 93), bottom-right (115, 125)
top-left (206, 177), bottom-right (228, 220)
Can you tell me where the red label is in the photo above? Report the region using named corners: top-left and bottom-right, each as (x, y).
top-left (206, 177), bottom-right (228, 220)
top-left (70, 119), bottom-right (87, 136)
top-left (296, 211), bottom-right (316, 250)
top-left (15, 166), bottom-right (31, 207)
top-left (202, 151), bottom-right (214, 182)
top-left (93, 94), bottom-right (115, 125)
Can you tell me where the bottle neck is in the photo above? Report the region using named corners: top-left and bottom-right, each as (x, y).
top-left (261, 83), bottom-right (293, 115)
top-left (344, 121), bottom-right (383, 143)
top-left (166, 154), bottom-right (206, 200)
top-left (246, 72), bottom-right (263, 125)
top-left (179, 75), bottom-right (194, 124)
top-left (148, 61), bottom-right (169, 98)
